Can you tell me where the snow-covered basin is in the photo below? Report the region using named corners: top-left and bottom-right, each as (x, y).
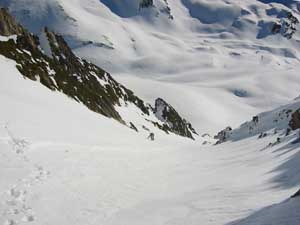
top-left (0, 55), bottom-right (299, 225)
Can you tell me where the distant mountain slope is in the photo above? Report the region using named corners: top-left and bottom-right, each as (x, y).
top-left (258, 0), bottom-right (300, 7)
top-left (99, 0), bottom-right (173, 19)
top-left (215, 97), bottom-right (300, 143)
top-left (1, 0), bottom-right (299, 74)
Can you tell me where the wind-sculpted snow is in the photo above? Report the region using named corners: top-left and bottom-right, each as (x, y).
top-left (181, 0), bottom-right (242, 26)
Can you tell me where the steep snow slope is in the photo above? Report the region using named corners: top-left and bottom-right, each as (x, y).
top-left (0, 55), bottom-right (138, 145)
top-left (0, 52), bottom-right (299, 224)
top-left (0, 57), bottom-right (299, 225)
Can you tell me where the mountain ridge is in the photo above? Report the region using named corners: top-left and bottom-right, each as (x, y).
top-left (0, 7), bottom-right (197, 139)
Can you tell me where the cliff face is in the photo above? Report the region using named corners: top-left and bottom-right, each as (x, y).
top-left (289, 110), bottom-right (300, 130)
top-left (0, 8), bottom-right (23, 35)
top-left (0, 8), bottom-right (197, 139)
top-left (154, 98), bottom-right (198, 139)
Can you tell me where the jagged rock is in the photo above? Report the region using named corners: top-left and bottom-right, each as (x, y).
top-left (160, 0), bottom-right (174, 19)
top-left (214, 127), bottom-right (232, 144)
top-left (139, 0), bottom-right (154, 9)
top-left (252, 116), bottom-right (259, 124)
top-left (130, 122), bottom-right (138, 132)
top-left (289, 109), bottom-right (300, 130)
top-left (139, 0), bottom-right (173, 19)
top-left (271, 11), bottom-right (299, 39)
top-left (258, 132), bottom-right (268, 139)
top-left (0, 8), bottom-right (39, 52)
top-left (271, 22), bottom-right (282, 34)
top-left (286, 128), bottom-right (291, 136)
top-left (291, 189), bottom-right (300, 198)
top-left (153, 98), bottom-right (198, 139)
top-left (0, 8), bottom-right (23, 36)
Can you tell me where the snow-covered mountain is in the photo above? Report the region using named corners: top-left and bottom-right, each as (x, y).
top-left (1, 1), bottom-right (300, 225)
top-left (2, 0), bottom-right (300, 134)
top-left (0, 8), bottom-right (197, 139)
top-left (215, 97), bottom-right (300, 143)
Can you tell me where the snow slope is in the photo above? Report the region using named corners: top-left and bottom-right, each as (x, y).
top-left (228, 196), bottom-right (300, 225)
top-left (0, 54), bottom-right (300, 225)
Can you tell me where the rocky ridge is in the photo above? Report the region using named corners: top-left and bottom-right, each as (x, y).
top-left (0, 8), bottom-right (196, 139)
top-left (214, 99), bottom-right (300, 144)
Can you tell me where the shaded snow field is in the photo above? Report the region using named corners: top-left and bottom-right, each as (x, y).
top-left (0, 56), bottom-right (299, 225)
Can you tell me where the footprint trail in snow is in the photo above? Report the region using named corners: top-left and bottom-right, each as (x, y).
top-left (1, 133), bottom-right (50, 225)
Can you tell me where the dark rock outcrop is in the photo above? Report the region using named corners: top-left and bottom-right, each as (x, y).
top-left (139, 0), bottom-right (173, 19)
top-left (153, 98), bottom-right (198, 139)
top-left (139, 0), bottom-right (154, 9)
top-left (271, 11), bottom-right (299, 39)
top-left (0, 8), bottom-right (23, 35)
top-left (214, 126), bottom-right (232, 144)
top-left (291, 189), bottom-right (300, 198)
top-left (289, 109), bottom-right (300, 130)
top-left (160, 0), bottom-right (174, 19)
top-left (271, 22), bottom-right (282, 34)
